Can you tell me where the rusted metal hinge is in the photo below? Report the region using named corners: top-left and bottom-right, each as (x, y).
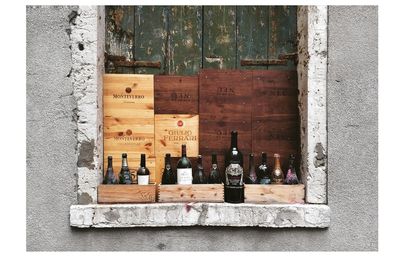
top-left (240, 53), bottom-right (298, 67)
top-left (105, 53), bottom-right (161, 69)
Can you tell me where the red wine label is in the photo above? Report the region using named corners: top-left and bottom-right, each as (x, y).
top-left (138, 175), bottom-right (150, 185)
top-left (177, 168), bottom-right (192, 184)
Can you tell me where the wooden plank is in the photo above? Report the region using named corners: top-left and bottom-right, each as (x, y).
top-left (244, 184), bottom-right (304, 204)
top-left (168, 6), bottom-right (202, 75)
top-left (199, 69), bottom-right (253, 170)
top-left (155, 114), bottom-right (199, 183)
top-left (158, 184), bottom-right (224, 202)
top-left (103, 74), bottom-right (155, 182)
top-left (237, 6), bottom-right (269, 70)
top-left (251, 70), bottom-right (300, 169)
top-left (154, 75), bottom-right (199, 114)
top-left (134, 6), bottom-right (168, 74)
top-left (98, 184), bottom-right (157, 203)
top-left (203, 6), bottom-right (237, 69)
top-left (105, 6), bottom-right (135, 74)
top-left (268, 6), bottom-right (297, 70)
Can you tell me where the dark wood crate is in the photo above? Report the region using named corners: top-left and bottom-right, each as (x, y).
top-left (154, 75), bottom-right (199, 114)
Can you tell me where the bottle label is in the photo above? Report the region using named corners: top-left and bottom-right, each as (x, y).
top-left (259, 178), bottom-right (271, 184)
top-left (177, 168), bottom-right (192, 184)
top-left (225, 163), bottom-right (243, 186)
top-left (138, 175), bottom-right (149, 185)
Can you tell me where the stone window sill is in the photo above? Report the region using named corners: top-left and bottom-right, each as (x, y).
top-left (70, 203), bottom-right (330, 228)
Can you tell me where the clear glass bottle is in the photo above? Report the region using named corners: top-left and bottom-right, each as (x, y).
top-left (271, 153), bottom-right (284, 184)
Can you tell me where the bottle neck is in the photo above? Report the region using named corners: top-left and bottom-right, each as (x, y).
top-left (274, 156), bottom-right (281, 170)
top-left (165, 154), bottom-right (171, 166)
top-left (262, 154), bottom-right (267, 164)
top-left (140, 154), bottom-right (146, 167)
top-left (212, 154), bottom-right (217, 164)
top-left (122, 157), bottom-right (128, 167)
top-left (197, 156), bottom-right (203, 166)
top-left (249, 154), bottom-right (255, 169)
top-left (182, 145), bottom-right (187, 157)
top-left (107, 157), bottom-right (113, 168)
top-left (230, 132), bottom-right (238, 149)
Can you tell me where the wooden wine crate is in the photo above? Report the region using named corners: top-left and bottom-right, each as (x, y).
top-left (155, 114), bottom-right (199, 183)
top-left (154, 75), bottom-right (199, 114)
top-left (251, 70), bottom-right (300, 170)
top-left (199, 69), bottom-right (253, 170)
top-left (244, 184), bottom-right (305, 204)
top-left (98, 184), bottom-right (157, 203)
top-left (103, 74), bottom-right (156, 182)
top-left (158, 184), bottom-right (224, 203)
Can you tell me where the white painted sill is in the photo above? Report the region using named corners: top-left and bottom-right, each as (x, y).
top-left (70, 203), bottom-right (330, 228)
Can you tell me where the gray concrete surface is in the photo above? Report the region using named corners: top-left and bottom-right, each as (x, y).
top-left (26, 6), bottom-right (378, 251)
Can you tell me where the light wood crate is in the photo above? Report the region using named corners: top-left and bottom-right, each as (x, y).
top-left (244, 184), bottom-right (305, 204)
top-left (158, 184), bottom-right (224, 203)
top-left (98, 184), bottom-right (157, 203)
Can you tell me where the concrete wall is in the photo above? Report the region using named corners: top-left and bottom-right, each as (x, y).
top-left (26, 6), bottom-right (378, 251)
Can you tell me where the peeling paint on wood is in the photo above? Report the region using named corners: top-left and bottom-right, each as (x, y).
top-left (203, 6), bottom-right (237, 69)
top-left (268, 6), bottom-right (297, 70)
top-left (237, 6), bottom-right (269, 70)
top-left (134, 6), bottom-right (168, 74)
top-left (168, 6), bottom-right (202, 75)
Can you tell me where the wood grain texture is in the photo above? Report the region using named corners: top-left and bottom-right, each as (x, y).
top-left (268, 6), bottom-right (297, 70)
top-left (154, 75), bottom-right (199, 114)
top-left (158, 184), bottom-right (224, 202)
top-left (168, 6), bottom-right (202, 75)
top-left (98, 184), bottom-right (157, 203)
top-left (103, 74), bottom-right (155, 181)
top-left (237, 6), bottom-right (269, 70)
top-left (134, 6), bottom-right (168, 74)
top-left (155, 114), bottom-right (199, 183)
top-left (244, 184), bottom-right (304, 204)
top-left (251, 70), bottom-right (299, 169)
top-left (203, 6), bottom-right (237, 69)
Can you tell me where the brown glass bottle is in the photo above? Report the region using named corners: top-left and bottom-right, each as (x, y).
top-left (271, 153), bottom-right (284, 184)
top-left (245, 153), bottom-right (258, 184)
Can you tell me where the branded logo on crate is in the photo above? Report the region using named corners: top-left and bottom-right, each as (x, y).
top-left (170, 92), bottom-right (192, 102)
top-left (114, 129), bottom-right (146, 142)
top-left (177, 120), bottom-right (184, 127)
top-left (217, 87), bottom-right (235, 96)
top-left (163, 130), bottom-right (197, 142)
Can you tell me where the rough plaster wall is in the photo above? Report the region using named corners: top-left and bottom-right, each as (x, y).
top-left (26, 6), bottom-right (377, 251)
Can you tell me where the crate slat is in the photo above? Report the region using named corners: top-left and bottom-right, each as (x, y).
top-left (158, 184), bottom-right (224, 203)
top-left (98, 184), bottom-right (157, 203)
top-left (244, 184), bottom-right (304, 204)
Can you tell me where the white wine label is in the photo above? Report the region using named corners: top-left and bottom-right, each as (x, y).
top-left (177, 168), bottom-right (192, 184)
top-left (138, 175), bottom-right (150, 185)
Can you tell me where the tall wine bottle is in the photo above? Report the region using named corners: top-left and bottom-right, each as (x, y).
top-left (176, 144), bottom-right (192, 184)
top-left (193, 155), bottom-right (207, 184)
top-left (161, 153), bottom-right (176, 184)
top-left (272, 153), bottom-right (284, 184)
top-left (119, 153), bottom-right (132, 184)
top-left (224, 131), bottom-right (244, 203)
top-left (136, 154), bottom-right (150, 185)
top-left (103, 156), bottom-right (118, 184)
top-left (208, 153), bottom-right (221, 184)
top-left (245, 153), bottom-right (258, 184)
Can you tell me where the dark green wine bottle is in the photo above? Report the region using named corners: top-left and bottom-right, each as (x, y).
top-left (119, 153), bottom-right (132, 184)
top-left (103, 156), bottom-right (117, 184)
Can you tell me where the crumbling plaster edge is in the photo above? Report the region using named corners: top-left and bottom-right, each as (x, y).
top-left (70, 203), bottom-right (331, 228)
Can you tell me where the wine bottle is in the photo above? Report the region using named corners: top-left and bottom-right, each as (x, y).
top-left (272, 153), bottom-right (284, 184)
top-left (245, 153), bottom-right (258, 184)
top-left (224, 130), bottom-right (244, 203)
top-left (284, 154), bottom-right (299, 184)
top-left (193, 155), bottom-right (207, 184)
top-left (208, 153), bottom-right (221, 184)
top-left (137, 154), bottom-right (150, 185)
top-left (103, 156), bottom-right (117, 184)
top-left (119, 153), bottom-right (132, 184)
top-left (161, 153), bottom-right (175, 184)
top-left (257, 152), bottom-right (271, 184)
top-left (176, 144), bottom-right (192, 184)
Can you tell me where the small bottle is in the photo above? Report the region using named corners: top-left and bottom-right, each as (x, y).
top-left (272, 153), bottom-right (284, 184)
top-left (245, 153), bottom-right (258, 184)
top-left (137, 154), bottom-right (150, 185)
top-left (176, 144), bottom-right (193, 184)
top-left (119, 153), bottom-right (132, 184)
top-left (284, 154), bottom-right (299, 184)
top-left (257, 152), bottom-right (271, 184)
top-left (161, 153), bottom-right (175, 184)
top-left (103, 156), bottom-right (117, 184)
top-left (208, 153), bottom-right (221, 184)
top-left (193, 155), bottom-right (207, 184)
